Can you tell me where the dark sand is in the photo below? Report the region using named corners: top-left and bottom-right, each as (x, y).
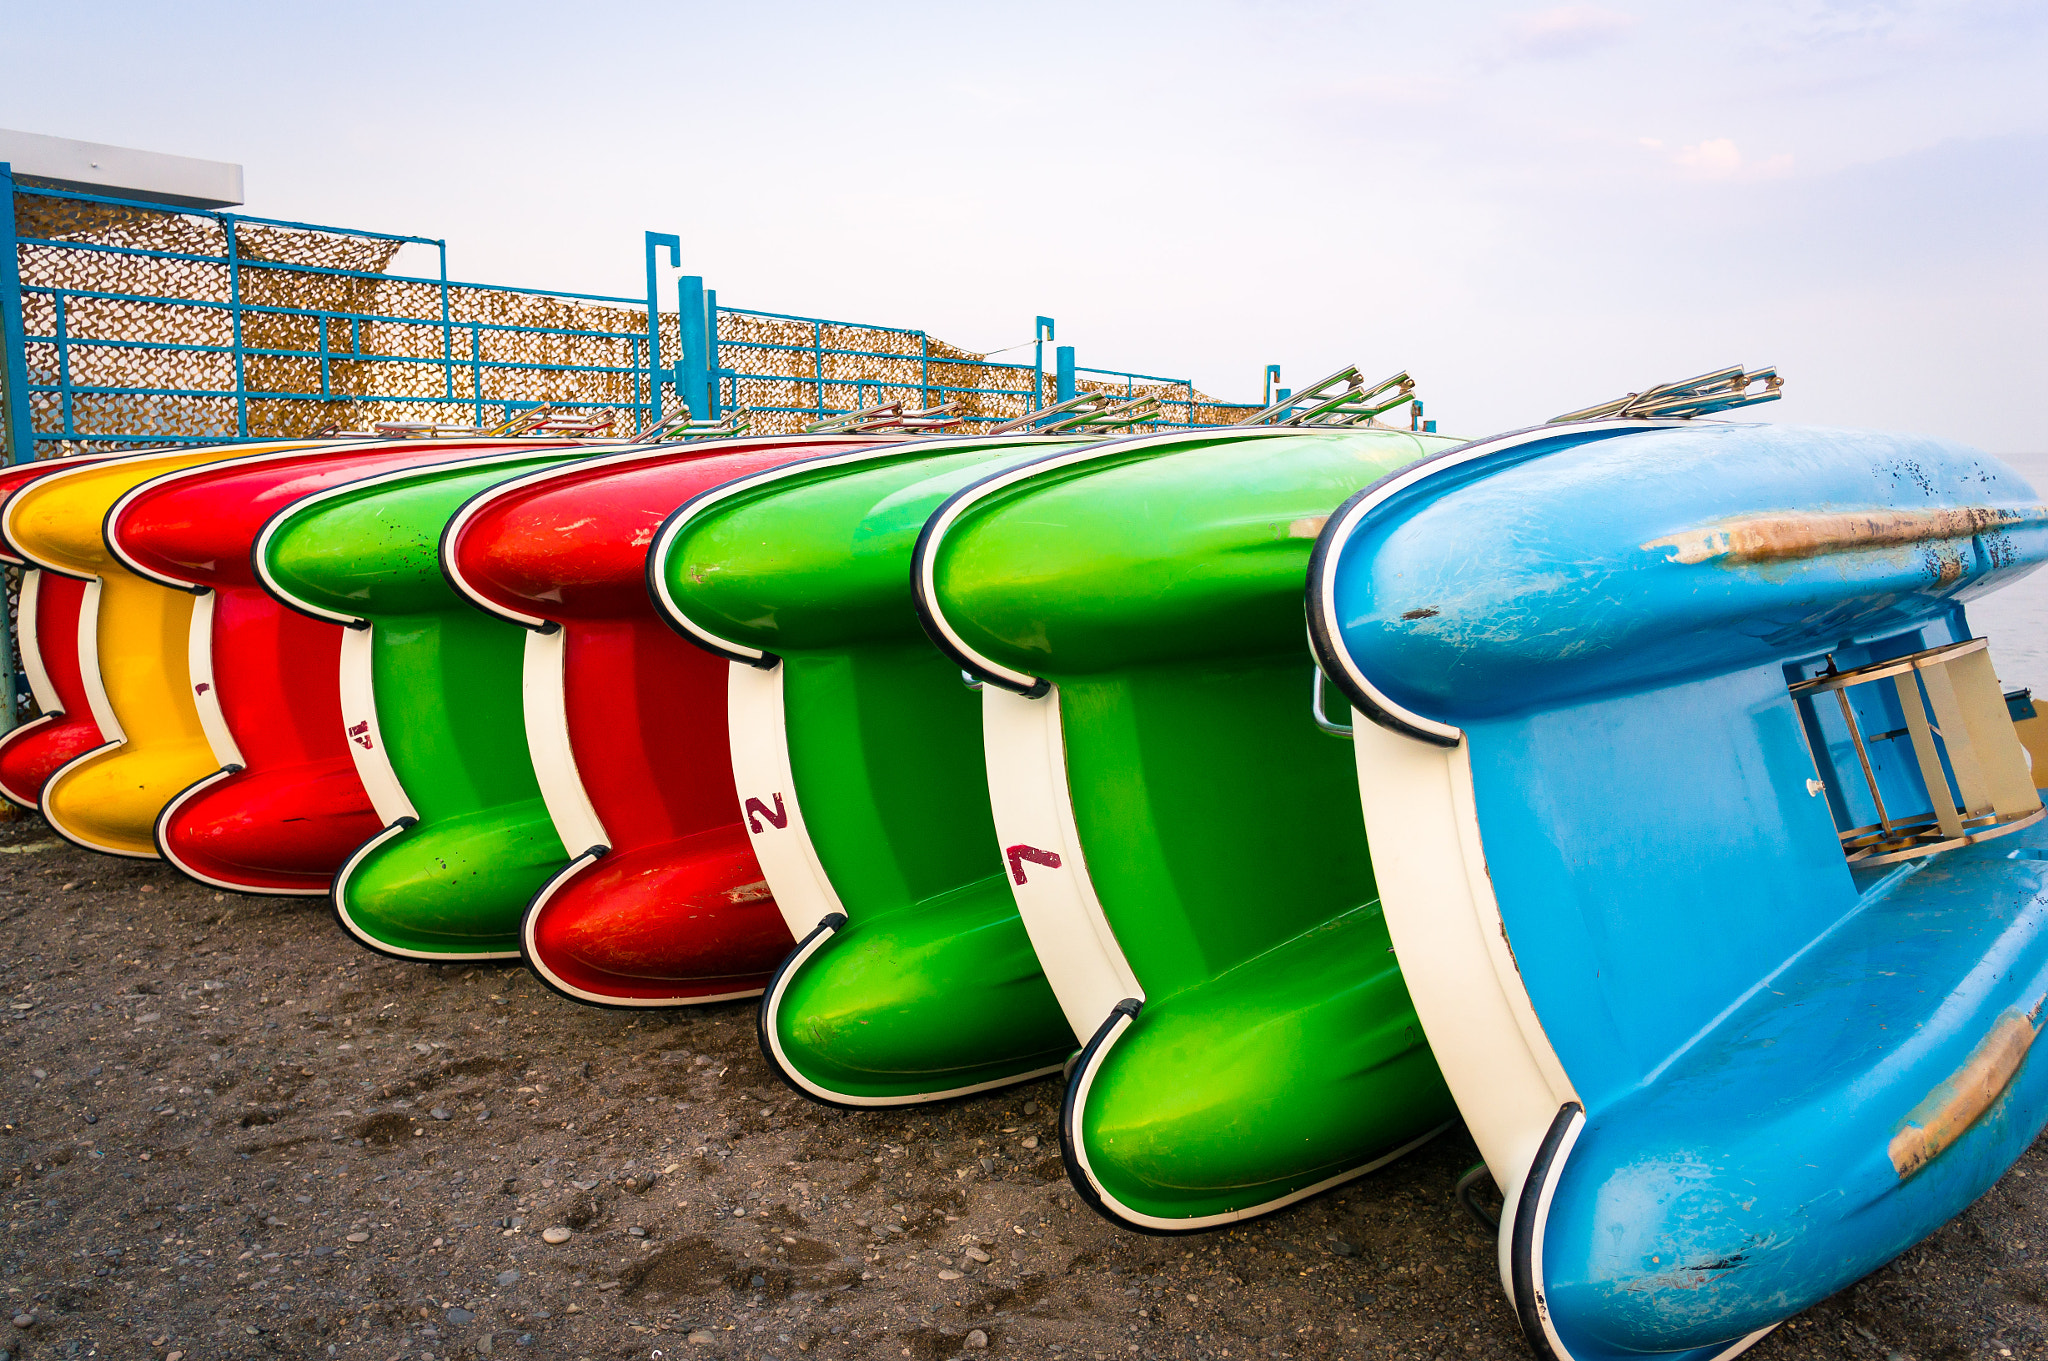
top-left (0, 816), bottom-right (2039, 1361)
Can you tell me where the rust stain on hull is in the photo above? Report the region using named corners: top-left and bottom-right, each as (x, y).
top-left (1643, 505), bottom-right (2048, 567)
top-left (1889, 1009), bottom-right (2039, 1179)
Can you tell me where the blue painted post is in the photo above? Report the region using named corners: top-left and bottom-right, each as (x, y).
top-left (0, 165), bottom-right (27, 468)
top-left (1033, 317), bottom-right (1055, 412)
top-left (676, 275), bottom-right (708, 421)
top-left (1055, 346), bottom-right (1076, 403)
top-left (224, 212), bottom-right (249, 437)
top-left (705, 288), bottom-right (720, 418)
top-left (1264, 365), bottom-right (1282, 406)
top-left (436, 240), bottom-right (453, 406)
top-left (643, 232), bottom-right (680, 429)
top-left (0, 165), bottom-right (23, 732)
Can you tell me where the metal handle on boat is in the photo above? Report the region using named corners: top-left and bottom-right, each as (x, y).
top-left (1311, 665), bottom-right (1353, 736)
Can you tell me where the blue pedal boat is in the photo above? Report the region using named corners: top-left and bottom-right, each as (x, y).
top-left (1309, 406), bottom-right (2047, 1361)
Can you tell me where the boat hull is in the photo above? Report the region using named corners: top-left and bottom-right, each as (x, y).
top-left (0, 451), bottom-right (121, 809)
top-left (914, 425), bottom-right (1463, 1228)
top-left (652, 436), bottom-right (1084, 1104)
top-left (257, 448), bottom-right (606, 956)
top-left (3, 442), bottom-right (327, 857)
top-left (1310, 421), bottom-right (2048, 1360)
top-left (443, 436), bottom-right (893, 1003)
top-left (110, 438), bottom-right (582, 894)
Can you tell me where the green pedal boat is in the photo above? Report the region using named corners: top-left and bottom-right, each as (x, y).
top-left (914, 425), bottom-right (1463, 1230)
top-left (256, 445), bottom-right (613, 960)
top-left (649, 435), bottom-right (1088, 1106)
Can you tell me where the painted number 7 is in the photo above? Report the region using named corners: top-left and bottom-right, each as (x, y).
top-left (1006, 843), bottom-right (1062, 885)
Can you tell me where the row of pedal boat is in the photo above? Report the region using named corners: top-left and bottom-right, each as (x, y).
top-left (0, 394), bottom-right (2042, 1361)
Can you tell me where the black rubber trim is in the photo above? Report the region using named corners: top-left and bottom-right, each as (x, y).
top-left (250, 489), bottom-right (372, 630)
top-left (323, 817), bottom-right (516, 967)
top-left (515, 845), bottom-right (763, 1015)
top-left (1059, 998), bottom-right (1221, 1236)
top-left (437, 451), bottom-right (609, 631)
top-left (36, 739), bottom-right (160, 861)
top-left (755, 914), bottom-right (856, 1106)
top-left (1510, 1101), bottom-right (1584, 1361)
top-left (643, 436), bottom-right (943, 667)
top-left (910, 435), bottom-right (1190, 697)
top-left (643, 489), bottom-right (782, 668)
top-left (0, 712), bottom-right (64, 811)
top-left (1304, 423), bottom-right (1653, 746)
top-left (247, 447), bottom-right (558, 630)
top-left (149, 764), bottom-right (310, 899)
top-left (1304, 489), bottom-right (1459, 748)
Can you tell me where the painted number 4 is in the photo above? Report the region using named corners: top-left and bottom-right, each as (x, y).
top-left (745, 793), bottom-right (789, 833)
top-left (1006, 843), bottom-right (1061, 885)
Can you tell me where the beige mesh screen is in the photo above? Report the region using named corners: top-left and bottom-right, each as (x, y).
top-left (9, 191), bottom-right (1246, 453)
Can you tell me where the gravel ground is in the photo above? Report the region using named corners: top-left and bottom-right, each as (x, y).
top-left (0, 814), bottom-right (2041, 1361)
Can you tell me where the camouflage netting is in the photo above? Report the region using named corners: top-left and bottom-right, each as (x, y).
top-left (8, 189), bottom-right (1246, 453)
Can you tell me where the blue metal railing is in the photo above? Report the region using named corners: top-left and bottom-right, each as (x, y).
top-left (0, 169), bottom-right (1264, 464)
top-left (0, 171), bottom-right (661, 457)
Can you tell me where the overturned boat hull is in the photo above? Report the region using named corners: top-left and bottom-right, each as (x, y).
top-left (1311, 421), bottom-right (2048, 1360)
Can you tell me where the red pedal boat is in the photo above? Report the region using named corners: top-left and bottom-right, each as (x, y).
top-left (0, 452), bottom-right (122, 809)
top-left (443, 435), bottom-right (896, 1006)
top-left (106, 439), bottom-right (584, 894)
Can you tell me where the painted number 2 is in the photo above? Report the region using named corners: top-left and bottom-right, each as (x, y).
top-left (1006, 843), bottom-right (1062, 885)
top-left (745, 793), bottom-right (789, 834)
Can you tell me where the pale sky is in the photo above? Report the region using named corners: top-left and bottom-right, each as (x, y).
top-left (3, 0), bottom-right (2044, 450)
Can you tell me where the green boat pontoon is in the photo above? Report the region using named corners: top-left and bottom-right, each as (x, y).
top-left (256, 445), bottom-right (607, 960)
top-left (650, 434), bottom-right (1094, 1106)
top-left (914, 413), bottom-right (1464, 1230)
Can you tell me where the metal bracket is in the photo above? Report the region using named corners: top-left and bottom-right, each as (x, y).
top-left (1549, 364), bottom-right (1782, 423)
top-left (1311, 665), bottom-right (1354, 736)
top-left (804, 400), bottom-right (965, 435)
top-left (986, 391), bottom-right (1161, 436)
top-left (1235, 366), bottom-right (1416, 429)
top-left (635, 402), bottom-right (753, 443)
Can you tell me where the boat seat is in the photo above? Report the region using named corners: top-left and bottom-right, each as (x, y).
top-left (0, 714), bottom-right (103, 810)
top-left (158, 757), bottom-right (384, 891)
top-left (1078, 903), bottom-right (1447, 1217)
top-left (1544, 821), bottom-right (2048, 1355)
top-left (0, 564), bottom-right (102, 811)
top-left (525, 828), bottom-right (788, 1003)
top-left (771, 872), bottom-right (1058, 1095)
top-left (44, 738), bottom-right (216, 857)
top-left (338, 800), bottom-right (565, 957)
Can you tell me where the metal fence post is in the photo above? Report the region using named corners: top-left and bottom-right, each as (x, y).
top-left (643, 232), bottom-right (681, 429)
top-left (437, 240), bottom-right (455, 407)
top-left (1033, 317), bottom-right (1055, 412)
top-left (0, 165), bottom-right (30, 468)
top-left (1055, 346), bottom-right (1075, 403)
top-left (676, 275), bottom-right (708, 420)
top-left (705, 288), bottom-right (720, 418)
top-left (0, 164), bottom-right (26, 735)
top-left (224, 212), bottom-right (249, 437)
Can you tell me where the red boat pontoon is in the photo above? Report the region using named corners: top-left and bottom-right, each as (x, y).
top-left (443, 434), bottom-right (896, 1005)
top-left (0, 452), bottom-right (123, 809)
top-left (106, 438), bottom-right (587, 894)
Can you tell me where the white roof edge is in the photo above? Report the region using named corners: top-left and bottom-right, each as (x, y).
top-left (0, 129), bottom-right (243, 209)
